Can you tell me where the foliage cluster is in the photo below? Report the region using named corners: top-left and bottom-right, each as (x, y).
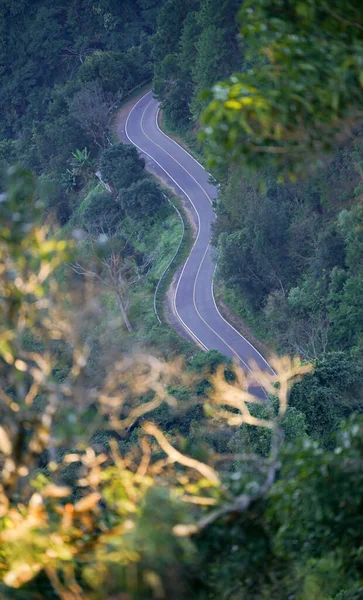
top-left (1, 171), bottom-right (363, 600)
top-left (201, 0), bottom-right (363, 175)
top-left (153, 0), bottom-right (363, 447)
top-left (0, 0), bottom-right (167, 223)
top-left (204, 2), bottom-right (363, 446)
top-left (1, 1), bottom-right (363, 597)
top-left (152, 0), bottom-right (243, 130)
top-left (0, 0), bottom-right (189, 361)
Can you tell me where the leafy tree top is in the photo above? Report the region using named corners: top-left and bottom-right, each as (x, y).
top-left (201, 0), bottom-right (363, 176)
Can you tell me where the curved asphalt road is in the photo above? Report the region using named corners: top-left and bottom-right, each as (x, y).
top-left (125, 90), bottom-right (274, 386)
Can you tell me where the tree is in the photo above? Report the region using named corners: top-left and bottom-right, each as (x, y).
top-left (152, 0), bottom-right (200, 128)
top-left (190, 0), bottom-right (242, 115)
top-left (0, 168), bottom-right (197, 596)
top-left (153, 53), bottom-right (194, 127)
top-left (3, 168), bottom-right (363, 600)
top-left (201, 0), bottom-right (363, 175)
top-left (69, 82), bottom-right (111, 149)
top-left (152, 0), bottom-right (199, 64)
top-left (99, 143), bottom-right (146, 191)
top-left (289, 351), bottom-right (363, 445)
top-left (200, 415), bottom-right (363, 600)
top-left (39, 174), bottom-right (72, 225)
top-left (71, 236), bottom-right (152, 332)
top-left (119, 177), bottom-right (165, 219)
top-left (80, 189), bottom-right (123, 234)
top-left (137, 0), bottom-right (166, 33)
top-left (67, 147), bottom-right (94, 188)
top-left (79, 50), bottom-right (145, 97)
top-left (327, 203), bottom-right (363, 347)
top-left (216, 183), bottom-right (297, 308)
top-left (152, 0), bottom-right (243, 129)
top-left (286, 280), bottom-right (331, 359)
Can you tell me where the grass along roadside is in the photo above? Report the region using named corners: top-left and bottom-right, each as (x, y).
top-left (153, 194), bottom-right (185, 323)
top-left (153, 191), bottom-right (194, 326)
top-left (123, 189), bottom-right (196, 358)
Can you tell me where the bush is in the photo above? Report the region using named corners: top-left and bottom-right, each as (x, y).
top-left (81, 189), bottom-right (123, 233)
top-left (119, 177), bottom-right (165, 220)
top-left (99, 143), bottom-right (145, 191)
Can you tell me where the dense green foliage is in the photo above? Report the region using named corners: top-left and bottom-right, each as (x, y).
top-left (99, 143), bottom-right (146, 191)
top-left (67, 149), bottom-right (185, 355)
top-left (152, 0), bottom-right (243, 129)
top-left (0, 0), bottom-right (166, 223)
top-left (1, 172), bottom-right (363, 600)
top-left (152, 0), bottom-right (363, 445)
top-left (204, 9), bottom-right (363, 444)
top-left (0, 0), bottom-right (188, 360)
top-left (119, 178), bottom-right (165, 219)
top-left (214, 145), bottom-right (363, 359)
top-left (201, 0), bottom-right (363, 175)
top-left (1, 0), bottom-right (363, 598)
top-left (0, 0), bottom-right (161, 139)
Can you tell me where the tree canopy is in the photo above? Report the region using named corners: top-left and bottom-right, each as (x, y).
top-left (99, 143), bottom-right (146, 191)
top-left (201, 0), bottom-right (363, 175)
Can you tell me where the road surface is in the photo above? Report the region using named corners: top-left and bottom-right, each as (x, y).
top-left (125, 90), bottom-right (273, 386)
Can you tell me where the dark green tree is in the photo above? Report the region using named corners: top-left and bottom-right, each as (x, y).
top-left (119, 177), bottom-right (165, 219)
top-left (290, 351), bottom-right (363, 445)
top-left (81, 190), bottom-right (123, 234)
top-left (99, 143), bottom-right (146, 191)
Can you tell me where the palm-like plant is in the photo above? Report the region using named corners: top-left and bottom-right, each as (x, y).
top-left (67, 147), bottom-right (94, 189)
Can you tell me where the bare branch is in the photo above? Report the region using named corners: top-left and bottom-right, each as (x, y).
top-left (143, 422), bottom-right (220, 485)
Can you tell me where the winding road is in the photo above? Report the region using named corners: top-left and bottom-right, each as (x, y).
top-left (124, 90), bottom-right (273, 385)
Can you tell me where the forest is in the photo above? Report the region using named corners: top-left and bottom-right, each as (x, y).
top-left (0, 0), bottom-right (362, 598)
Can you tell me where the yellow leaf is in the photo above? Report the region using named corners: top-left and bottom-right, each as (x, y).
top-left (42, 484), bottom-right (71, 499)
top-left (74, 492), bottom-right (101, 512)
top-left (225, 99), bottom-right (242, 110)
top-left (4, 562), bottom-right (42, 588)
top-left (240, 97), bottom-right (254, 106)
top-left (0, 426), bottom-right (12, 455)
top-left (14, 359), bottom-right (27, 372)
top-left (143, 570), bottom-right (165, 599)
top-left (56, 241), bottom-right (67, 251)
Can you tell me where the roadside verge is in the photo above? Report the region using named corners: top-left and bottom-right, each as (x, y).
top-left (113, 88), bottom-right (198, 346)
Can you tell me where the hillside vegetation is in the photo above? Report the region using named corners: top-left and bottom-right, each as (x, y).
top-left (0, 1), bottom-right (363, 599)
top-left (153, 0), bottom-right (363, 447)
